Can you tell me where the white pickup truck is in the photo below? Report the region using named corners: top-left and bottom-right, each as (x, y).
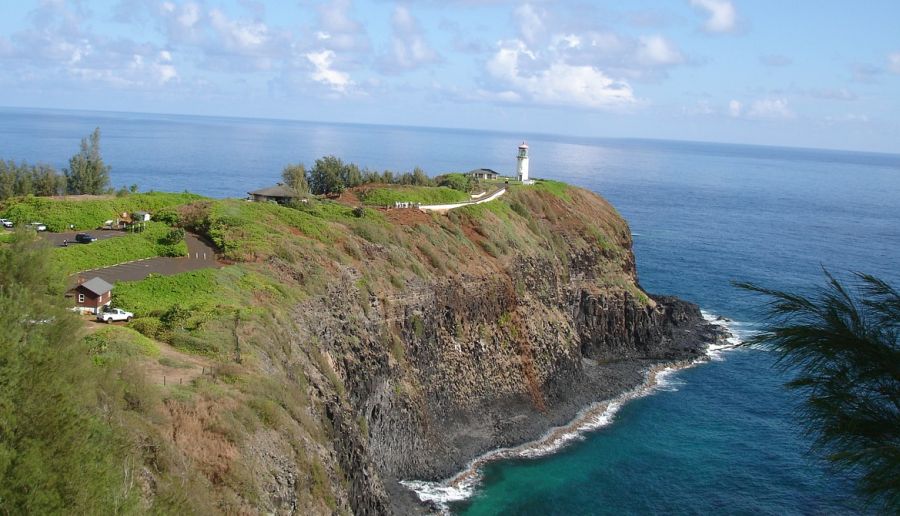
top-left (97, 308), bottom-right (134, 323)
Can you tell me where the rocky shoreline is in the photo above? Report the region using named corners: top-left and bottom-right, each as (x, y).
top-left (390, 296), bottom-right (731, 514)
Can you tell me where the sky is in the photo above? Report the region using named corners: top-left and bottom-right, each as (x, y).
top-left (1, 0), bottom-right (899, 153)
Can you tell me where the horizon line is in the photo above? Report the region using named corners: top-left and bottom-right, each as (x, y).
top-left (1, 104), bottom-right (898, 159)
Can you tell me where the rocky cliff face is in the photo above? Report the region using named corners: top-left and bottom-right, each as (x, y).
top-left (276, 187), bottom-right (725, 514)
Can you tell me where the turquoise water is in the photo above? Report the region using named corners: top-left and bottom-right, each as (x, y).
top-left (2, 107), bottom-right (898, 514)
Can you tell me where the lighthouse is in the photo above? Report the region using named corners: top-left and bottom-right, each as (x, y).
top-left (517, 141), bottom-right (532, 184)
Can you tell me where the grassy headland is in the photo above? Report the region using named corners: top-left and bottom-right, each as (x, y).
top-left (0, 177), bottom-right (641, 513)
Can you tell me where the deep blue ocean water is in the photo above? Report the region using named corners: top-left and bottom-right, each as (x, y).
top-left (2, 107), bottom-right (898, 514)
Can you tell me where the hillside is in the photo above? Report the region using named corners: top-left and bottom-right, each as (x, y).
top-left (0, 181), bottom-right (723, 514)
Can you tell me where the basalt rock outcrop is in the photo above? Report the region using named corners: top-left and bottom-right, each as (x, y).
top-left (281, 187), bottom-right (726, 514)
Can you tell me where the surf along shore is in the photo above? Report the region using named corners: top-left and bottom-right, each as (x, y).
top-left (397, 303), bottom-right (735, 513)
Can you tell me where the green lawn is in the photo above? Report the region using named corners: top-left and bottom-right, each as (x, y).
top-left (53, 222), bottom-right (187, 274)
top-left (358, 186), bottom-right (470, 206)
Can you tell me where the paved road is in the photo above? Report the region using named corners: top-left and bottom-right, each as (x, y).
top-left (78, 233), bottom-right (222, 283)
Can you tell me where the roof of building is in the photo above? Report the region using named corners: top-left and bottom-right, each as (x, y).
top-left (519, 141), bottom-right (528, 148)
top-left (133, 210), bottom-right (150, 216)
top-left (77, 277), bottom-right (113, 296)
top-left (468, 168), bottom-right (499, 175)
top-left (248, 184), bottom-right (302, 198)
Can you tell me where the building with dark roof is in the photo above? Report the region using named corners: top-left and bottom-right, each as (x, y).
top-left (66, 277), bottom-right (114, 314)
top-left (248, 183), bottom-right (303, 204)
top-left (469, 168), bottom-right (499, 180)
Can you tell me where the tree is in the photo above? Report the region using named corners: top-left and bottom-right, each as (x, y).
top-left (65, 127), bottom-right (111, 195)
top-left (0, 230), bottom-right (134, 512)
top-left (411, 166), bottom-right (431, 186)
top-left (308, 155), bottom-right (346, 195)
top-left (341, 162), bottom-right (363, 188)
top-left (437, 173), bottom-right (471, 192)
top-left (736, 272), bottom-right (899, 510)
top-left (281, 163), bottom-right (308, 194)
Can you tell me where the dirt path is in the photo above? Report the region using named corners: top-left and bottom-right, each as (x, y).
top-left (84, 317), bottom-right (213, 386)
top-left (144, 343), bottom-right (212, 387)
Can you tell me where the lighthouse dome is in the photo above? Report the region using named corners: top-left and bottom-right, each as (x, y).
top-left (518, 141), bottom-right (528, 149)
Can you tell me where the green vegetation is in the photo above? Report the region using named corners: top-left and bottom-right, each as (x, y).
top-left (0, 160), bottom-right (65, 200)
top-left (737, 272), bottom-right (900, 511)
top-left (83, 326), bottom-right (161, 365)
top-left (1, 170), bottom-right (644, 513)
top-left (532, 179), bottom-right (572, 201)
top-left (358, 185), bottom-right (470, 206)
top-left (0, 191), bottom-right (203, 231)
top-left (0, 231), bottom-right (138, 513)
top-left (184, 199), bottom-right (334, 260)
top-left (113, 269), bottom-right (221, 316)
top-left (282, 163), bottom-right (309, 194)
top-left (435, 172), bottom-right (474, 192)
top-left (65, 128), bottom-right (111, 195)
top-left (282, 154), bottom-right (435, 196)
top-left (0, 128), bottom-right (117, 200)
top-left (52, 221), bottom-right (187, 274)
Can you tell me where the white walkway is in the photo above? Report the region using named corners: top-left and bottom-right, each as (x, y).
top-left (418, 188), bottom-right (507, 213)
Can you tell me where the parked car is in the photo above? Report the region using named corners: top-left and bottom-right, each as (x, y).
top-left (29, 222), bottom-right (47, 231)
top-left (75, 233), bottom-right (98, 243)
top-left (97, 307), bottom-right (133, 323)
top-left (0, 218), bottom-right (12, 228)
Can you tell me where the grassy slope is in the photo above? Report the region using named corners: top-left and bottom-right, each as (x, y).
top-left (9, 181), bottom-right (640, 513)
top-left (357, 185), bottom-right (470, 206)
top-left (0, 192), bottom-right (203, 231)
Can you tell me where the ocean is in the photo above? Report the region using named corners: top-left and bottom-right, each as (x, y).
top-left (2, 107), bottom-right (898, 514)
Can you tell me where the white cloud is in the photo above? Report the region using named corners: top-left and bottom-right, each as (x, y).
top-left (316, 0), bottom-right (369, 52)
top-left (728, 99), bottom-right (742, 117)
top-left (636, 35), bottom-right (684, 66)
top-left (380, 6), bottom-right (441, 72)
top-left (306, 50), bottom-right (352, 93)
top-left (689, 0), bottom-right (737, 33)
top-left (514, 3), bottom-right (545, 45)
top-left (746, 98), bottom-right (795, 120)
top-left (485, 40), bottom-right (635, 110)
top-left (208, 8), bottom-right (269, 52)
top-left (889, 52), bottom-right (900, 74)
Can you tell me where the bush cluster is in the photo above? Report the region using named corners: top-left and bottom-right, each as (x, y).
top-left (281, 155), bottom-right (435, 196)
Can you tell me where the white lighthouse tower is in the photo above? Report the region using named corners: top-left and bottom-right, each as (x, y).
top-left (517, 141), bottom-right (532, 184)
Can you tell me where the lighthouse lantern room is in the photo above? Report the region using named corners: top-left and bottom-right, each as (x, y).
top-left (517, 141), bottom-right (533, 184)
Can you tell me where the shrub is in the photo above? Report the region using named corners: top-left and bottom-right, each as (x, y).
top-left (161, 227), bottom-right (185, 245)
top-left (436, 173), bottom-right (471, 192)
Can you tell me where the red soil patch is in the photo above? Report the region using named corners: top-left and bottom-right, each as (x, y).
top-left (383, 207), bottom-right (433, 225)
top-left (335, 189), bottom-right (361, 205)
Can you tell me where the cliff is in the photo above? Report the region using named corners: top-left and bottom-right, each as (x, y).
top-left (210, 182), bottom-right (724, 513)
top-left (1, 181), bottom-right (725, 514)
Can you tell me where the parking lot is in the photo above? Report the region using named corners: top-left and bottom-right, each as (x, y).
top-left (80, 233), bottom-right (221, 283)
top-left (41, 230), bottom-right (127, 246)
